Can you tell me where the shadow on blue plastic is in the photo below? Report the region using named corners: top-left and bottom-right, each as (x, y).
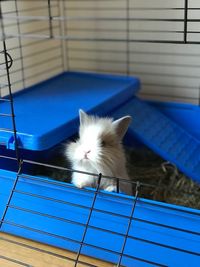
top-left (0, 169), bottom-right (200, 266)
top-left (0, 71), bottom-right (140, 151)
top-left (111, 97), bottom-right (200, 184)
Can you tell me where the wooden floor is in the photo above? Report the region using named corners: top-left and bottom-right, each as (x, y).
top-left (0, 233), bottom-right (115, 267)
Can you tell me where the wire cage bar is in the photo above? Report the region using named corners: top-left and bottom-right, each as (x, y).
top-left (1, 0), bottom-right (200, 44)
top-left (1, 0), bottom-right (200, 104)
top-left (0, 1), bottom-right (200, 267)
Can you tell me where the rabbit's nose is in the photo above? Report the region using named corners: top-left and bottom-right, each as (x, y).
top-left (84, 150), bottom-right (91, 158)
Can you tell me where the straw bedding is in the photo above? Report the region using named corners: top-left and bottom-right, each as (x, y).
top-left (126, 146), bottom-right (200, 210)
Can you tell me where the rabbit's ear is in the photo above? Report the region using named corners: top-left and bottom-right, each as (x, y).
top-left (79, 109), bottom-right (89, 125)
top-left (112, 116), bottom-right (132, 140)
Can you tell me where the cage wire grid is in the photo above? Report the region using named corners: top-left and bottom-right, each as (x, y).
top-left (1, 0), bottom-right (200, 103)
top-left (0, 1), bottom-right (200, 266)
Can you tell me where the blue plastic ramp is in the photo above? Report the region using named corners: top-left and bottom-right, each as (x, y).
top-left (111, 97), bottom-right (200, 184)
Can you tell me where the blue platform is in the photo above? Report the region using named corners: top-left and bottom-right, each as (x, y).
top-left (0, 72), bottom-right (140, 151)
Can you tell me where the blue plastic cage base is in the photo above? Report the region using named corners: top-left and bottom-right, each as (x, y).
top-left (0, 169), bottom-right (200, 267)
top-left (111, 97), bottom-right (200, 184)
top-left (0, 71), bottom-right (200, 266)
top-left (0, 71), bottom-right (140, 151)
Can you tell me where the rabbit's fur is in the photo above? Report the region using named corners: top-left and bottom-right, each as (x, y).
top-left (65, 110), bottom-right (132, 195)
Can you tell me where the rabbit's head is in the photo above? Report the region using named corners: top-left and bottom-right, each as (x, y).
top-left (66, 110), bottom-right (131, 175)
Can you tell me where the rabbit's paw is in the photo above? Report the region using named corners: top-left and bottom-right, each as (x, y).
top-left (74, 180), bottom-right (89, 189)
top-left (104, 185), bottom-right (117, 192)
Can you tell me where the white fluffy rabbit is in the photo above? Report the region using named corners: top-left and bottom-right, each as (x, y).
top-left (65, 109), bottom-right (132, 195)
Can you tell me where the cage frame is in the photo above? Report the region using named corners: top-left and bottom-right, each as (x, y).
top-left (0, 1), bottom-right (200, 266)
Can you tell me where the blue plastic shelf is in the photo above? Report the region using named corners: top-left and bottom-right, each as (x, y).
top-left (0, 169), bottom-right (199, 267)
top-left (0, 71), bottom-right (140, 151)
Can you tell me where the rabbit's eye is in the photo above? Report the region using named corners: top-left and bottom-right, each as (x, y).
top-left (100, 140), bottom-right (106, 147)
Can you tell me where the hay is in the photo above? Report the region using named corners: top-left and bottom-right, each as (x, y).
top-left (34, 145), bottom-right (200, 210)
top-left (126, 147), bottom-right (200, 210)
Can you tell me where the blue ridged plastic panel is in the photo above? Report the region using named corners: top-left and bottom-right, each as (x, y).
top-left (112, 97), bottom-right (200, 184)
top-left (0, 72), bottom-right (140, 151)
top-left (0, 169), bottom-right (200, 267)
top-left (149, 101), bottom-right (200, 141)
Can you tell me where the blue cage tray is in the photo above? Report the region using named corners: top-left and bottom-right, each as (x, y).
top-left (0, 169), bottom-right (200, 267)
top-left (0, 71), bottom-right (140, 151)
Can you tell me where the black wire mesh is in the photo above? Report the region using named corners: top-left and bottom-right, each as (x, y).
top-left (0, 1), bottom-right (200, 267)
top-left (0, 155), bottom-right (199, 266)
top-left (1, 0), bottom-right (198, 44)
top-left (1, 0), bottom-right (200, 103)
